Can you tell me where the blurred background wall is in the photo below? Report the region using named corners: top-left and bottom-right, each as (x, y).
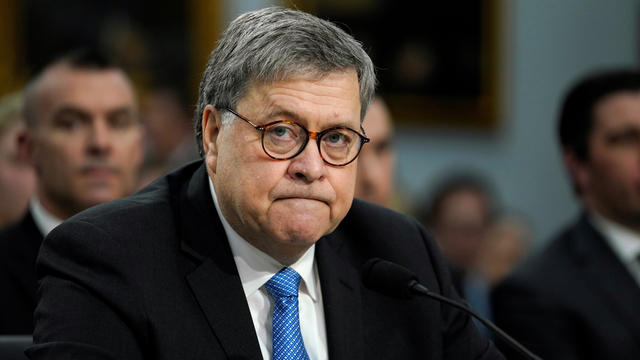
top-left (392, 0), bottom-right (640, 249)
top-left (1, 0), bottom-right (638, 249)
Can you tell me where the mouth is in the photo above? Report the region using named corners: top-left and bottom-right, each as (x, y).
top-left (274, 198), bottom-right (330, 217)
top-left (80, 166), bottom-right (118, 179)
top-left (272, 187), bottom-right (335, 205)
top-left (277, 196), bottom-right (326, 202)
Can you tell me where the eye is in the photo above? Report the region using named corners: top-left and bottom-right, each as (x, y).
top-left (607, 129), bottom-right (640, 146)
top-left (109, 112), bottom-right (136, 129)
top-left (323, 130), bottom-right (350, 146)
top-left (52, 113), bottom-right (84, 131)
top-left (374, 138), bottom-right (392, 155)
top-left (266, 122), bottom-right (299, 140)
top-left (271, 125), bottom-right (293, 138)
top-left (263, 122), bottom-right (302, 155)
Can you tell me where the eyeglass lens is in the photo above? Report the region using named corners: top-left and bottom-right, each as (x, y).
top-left (263, 122), bottom-right (362, 165)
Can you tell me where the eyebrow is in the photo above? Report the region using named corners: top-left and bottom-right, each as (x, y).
top-left (52, 106), bottom-right (90, 120)
top-left (52, 105), bottom-right (137, 120)
top-left (265, 107), bottom-right (357, 129)
top-left (106, 106), bottom-right (138, 119)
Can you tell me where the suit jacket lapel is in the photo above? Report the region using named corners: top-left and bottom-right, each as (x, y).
top-left (573, 215), bottom-right (640, 344)
top-left (316, 231), bottom-right (364, 360)
top-left (178, 163), bottom-right (262, 359)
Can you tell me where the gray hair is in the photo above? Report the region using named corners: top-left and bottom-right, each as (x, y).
top-left (194, 6), bottom-right (377, 156)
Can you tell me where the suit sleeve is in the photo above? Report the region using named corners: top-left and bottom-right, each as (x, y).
top-left (27, 220), bottom-right (146, 360)
top-left (492, 278), bottom-right (584, 360)
top-left (416, 220), bottom-right (505, 360)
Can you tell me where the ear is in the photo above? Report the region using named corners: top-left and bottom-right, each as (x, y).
top-left (202, 105), bottom-right (223, 173)
top-left (16, 128), bottom-right (35, 166)
top-left (563, 149), bottom-right (590, 194)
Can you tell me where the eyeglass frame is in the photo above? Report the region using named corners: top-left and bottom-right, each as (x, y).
top-left (217, 107), bottom-right (370, 166)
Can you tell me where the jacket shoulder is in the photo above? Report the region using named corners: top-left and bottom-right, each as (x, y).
top-left (495, 217), bottom-right (586, 296)
top-left (55, 161), bottom-right (202, 247)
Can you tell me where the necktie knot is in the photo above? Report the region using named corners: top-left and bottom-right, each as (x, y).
top-left (265, 267), bottom-right (302, 299)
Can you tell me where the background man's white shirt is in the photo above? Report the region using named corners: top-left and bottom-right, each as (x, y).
top-left (590, 211), bottom-right (640, 287)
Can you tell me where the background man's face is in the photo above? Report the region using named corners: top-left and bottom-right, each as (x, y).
top-left (204, 70), bottom-right (361, 263)
top-left (355, 98), bottom-right (395, 206)
top-left (433, 188), bottom-right (490, 270)
top-left (29, 66), bottom-right (143, 218)
top-left (577, 91), bottom-right (640, 229)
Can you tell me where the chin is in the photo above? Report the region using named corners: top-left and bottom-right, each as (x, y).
top-left (82, 192), bottom-right (120, 207)
top-left (276, 225), bottom-right (326, 246)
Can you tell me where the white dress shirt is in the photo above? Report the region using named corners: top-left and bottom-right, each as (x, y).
top-left (30, 196), bottom-right (63, 237)
top-left (589, 211), bottom-right (640, 287)
top-left (209, 178), bottom-right (328, 360)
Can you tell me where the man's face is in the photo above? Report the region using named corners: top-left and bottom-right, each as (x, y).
top-left (28, 66), bottom-right (143, 218)
top-left (433, 189), bottom-right (489, 269)
top-left (355, 98), bottom-right (395, 206)
top-left (576, 91), bottom-right (640, 229)
top-left (203, 70), bottom-right (361, 263)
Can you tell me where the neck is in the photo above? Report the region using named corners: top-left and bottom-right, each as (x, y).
top-left (36, 187), bottom-right (74, 220)
top-left (588, 205), bottom-right (640, 236)
top-left (249, 239), bottom-right (309, 266)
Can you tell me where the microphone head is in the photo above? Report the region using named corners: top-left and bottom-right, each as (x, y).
top-left (361, 258), bottom-right (418, 299)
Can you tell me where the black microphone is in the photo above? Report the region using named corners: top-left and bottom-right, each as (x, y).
top-left (361, 258), bottom-right (542, 360)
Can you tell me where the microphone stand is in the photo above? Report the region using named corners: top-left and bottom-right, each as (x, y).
top-left (409, 280), bottom-right (543, 360)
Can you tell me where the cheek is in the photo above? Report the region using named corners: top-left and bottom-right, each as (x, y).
top-left (586, 154), bottom-right (640, 201)
top-left (599, 153), bottom-right (640, 184)
top-left (216, 148), bottom-right (283, 215)
top-left (35, 140), bottom-right (78, 173)
top-left (117, 135), bottom-right (144, 169)
top-left (382, 153), bottom-right (395, 175)
top-left (330, 167), bottom-right (357, 217)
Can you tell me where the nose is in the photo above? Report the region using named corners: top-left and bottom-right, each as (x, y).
top-left (87, 119), bottom-right (112, 156)
top-left (287, 137), bottom-right (326, 183)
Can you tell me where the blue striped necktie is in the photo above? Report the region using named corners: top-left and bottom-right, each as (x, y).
top-left (264, 267), bottom-right (310, 360)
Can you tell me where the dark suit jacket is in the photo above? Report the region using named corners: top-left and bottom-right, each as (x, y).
top-left (492, 213), bottom-right (640, 360)
top-left (0, 211), bottom-right (44, 334)
top-left (27, 162), bottom-right (502, 359)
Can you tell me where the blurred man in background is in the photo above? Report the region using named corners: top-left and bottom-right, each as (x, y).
top-left (138, 86), bottom-right (198, 187)
top-left (355, 95), bottom-right (396, 208)
top-left (0, 49), bottom-right (143, 334)
top-left (416, 172), bottom-right (497, 336)
top-left (0, 92), bottom-right (35, 229)
top-left (493, 69), bottom-right (640, 359)
top-left (417, 172), bottom-right (496, 293)
top-left (475, 212), bottom-right (531, 288)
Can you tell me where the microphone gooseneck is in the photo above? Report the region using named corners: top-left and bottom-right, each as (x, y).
top-left (361, 258), bottom-right (542, 360)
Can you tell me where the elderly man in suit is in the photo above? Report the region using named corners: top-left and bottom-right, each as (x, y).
top-left (27, 7), bottom-right (503, 359)
top-left (0, 50), bottom-right (144, 334)
top-left (493, 70), bottom-right (640, 359)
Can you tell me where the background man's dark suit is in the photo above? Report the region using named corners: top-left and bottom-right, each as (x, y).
top-left (0, 211), bottom-right (43, 334)
top-left (492, 214), bottom-right (640, 359)
top-left (27, 161), bottom-right (501, 359)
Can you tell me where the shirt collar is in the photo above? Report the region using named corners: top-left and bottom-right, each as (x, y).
top-left (589, 211), bottom-right (640, 265)
top-left (208, 177), bottom-right (319, 302)
top-left (29, 196), bottom-right (64, 237)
